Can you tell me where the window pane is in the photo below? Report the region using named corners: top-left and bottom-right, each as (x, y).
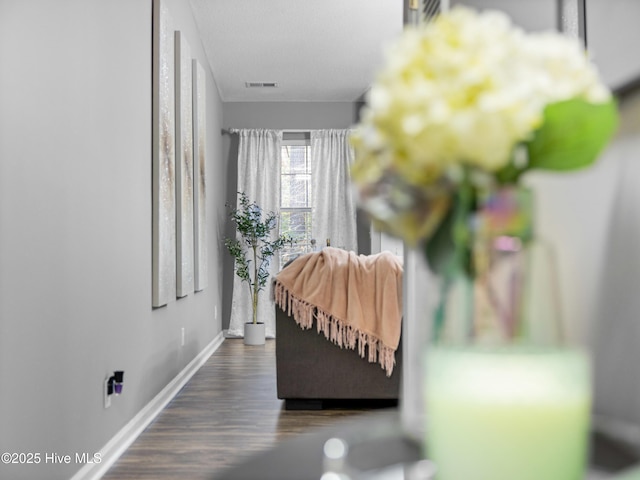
top-left (290, 146), bottom-right (308, 173)
top-left (280, 210), bottom-right (311, 241)
top-left (281, 174), bottom-right (310, 208)
top-left (280, 141), bottom-right (312, 268)
top-left (280, 210), bottom-right (312, 266)
top-left (281, 145), bottom-right (309, 174)
top-left (281, 244), bottom-right (311, 266)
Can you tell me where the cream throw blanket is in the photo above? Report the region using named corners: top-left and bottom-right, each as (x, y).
top-left (273, 247), bottom-right (403, 376)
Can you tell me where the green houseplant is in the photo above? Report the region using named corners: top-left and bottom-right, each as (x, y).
top-left (225, 192), bottom-right (292, 344)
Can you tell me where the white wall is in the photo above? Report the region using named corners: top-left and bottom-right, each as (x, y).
top-left (513, 90), bottom-right (640, 429)
top-left (586, 0), bottom-right (640, 91)
top-left (589, 89), bottom-right (640, 429)
top-left (524, 142), bottom-right (620, 347)
top-left (0, 1), bottom-right (226, 479)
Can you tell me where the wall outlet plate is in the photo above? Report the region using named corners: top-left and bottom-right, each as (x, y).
top-left (181, 327), bottom-right (185, 347)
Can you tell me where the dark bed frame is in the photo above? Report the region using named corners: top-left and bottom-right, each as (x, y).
top-left (275, 304), bottom-right (402, 410)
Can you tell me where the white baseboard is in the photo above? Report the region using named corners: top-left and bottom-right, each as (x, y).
top-left (71, 332), bottom-right (225, 480)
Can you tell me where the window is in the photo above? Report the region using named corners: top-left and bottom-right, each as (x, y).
top-left (279, 138), bottom-right (312, 266)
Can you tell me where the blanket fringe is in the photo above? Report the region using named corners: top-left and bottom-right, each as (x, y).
top-left (274, 280), bottom-right (396, 376)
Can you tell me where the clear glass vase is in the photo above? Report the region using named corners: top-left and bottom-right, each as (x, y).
top-left (405, 186), bottom-right (593, 480)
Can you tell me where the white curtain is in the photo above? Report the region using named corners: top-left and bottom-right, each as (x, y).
top-left (228, 129), bottom-right (282, 338)
top-left (310, 129), bottom-right (358, 252)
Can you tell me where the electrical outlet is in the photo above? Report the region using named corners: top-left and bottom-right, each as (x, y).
top-left (104, 378), bottom-right (111, 409)
top-left (181, 327), bottom-right (185, 347)
top-left (214, 305), bottom-right (218, 320)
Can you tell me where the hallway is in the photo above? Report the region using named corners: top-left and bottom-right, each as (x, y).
top-left (102, 339), bottom-right (370, 479)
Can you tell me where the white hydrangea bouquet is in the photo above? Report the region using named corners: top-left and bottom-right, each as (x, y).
top-left (351, 6), bottom-right (618, 270)
top-left (350, 9), bottom-right (619, 473)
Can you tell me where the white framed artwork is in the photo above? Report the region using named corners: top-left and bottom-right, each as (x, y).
top-left (152, 0), bottom-right (177, 307)
top-left (192, 59), bottom-right (208, 292)
top-left (175, 30), bottom-right (195, 298)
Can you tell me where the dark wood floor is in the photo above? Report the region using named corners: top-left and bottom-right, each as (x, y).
top-left (102, 339), bottom-right (375, 479)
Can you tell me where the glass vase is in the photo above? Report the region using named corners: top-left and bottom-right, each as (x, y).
top-left (417, 186), bottom-right (592, 480)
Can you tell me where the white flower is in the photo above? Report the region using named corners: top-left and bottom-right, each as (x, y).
top-left (351, 6), bottom-right (611, 191)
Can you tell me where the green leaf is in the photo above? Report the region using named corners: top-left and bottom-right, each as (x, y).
top-left (495, 156), bottom-right (525, 185)
top-left (224, 191), bottom-right (296, 303)
top-left (527, 98), bottom-right (618, 172)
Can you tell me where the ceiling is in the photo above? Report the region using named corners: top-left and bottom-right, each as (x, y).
top-left (188, 0), bottom-right (404, 102)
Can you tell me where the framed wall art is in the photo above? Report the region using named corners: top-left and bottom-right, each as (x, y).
top-left (193, 59), bottom-right (208, 292)
top-left (152, 0), bottom-right (177, 307)
top-left (175, 30), bottom-right (195, 298)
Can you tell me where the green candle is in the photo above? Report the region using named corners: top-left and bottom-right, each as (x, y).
top-left (425, 346), bottom-right (591, 480)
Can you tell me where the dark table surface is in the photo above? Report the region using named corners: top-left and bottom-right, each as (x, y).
top-left (215, 410), bottom-right (640, 480)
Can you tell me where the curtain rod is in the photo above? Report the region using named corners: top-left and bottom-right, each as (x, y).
top-left (221, 128), bottom-right (353, 136)
top-left (221, 128), bottom-right (312, 134)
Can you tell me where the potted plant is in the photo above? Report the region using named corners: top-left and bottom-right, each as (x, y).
top-left (225, 192), bottom-right (293, 345)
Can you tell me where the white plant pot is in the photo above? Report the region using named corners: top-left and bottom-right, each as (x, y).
top-left (244, 322), bottom-right (266, 345)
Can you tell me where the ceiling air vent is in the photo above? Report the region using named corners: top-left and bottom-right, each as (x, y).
top-left (245, 81), bottom-right (279, 88)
